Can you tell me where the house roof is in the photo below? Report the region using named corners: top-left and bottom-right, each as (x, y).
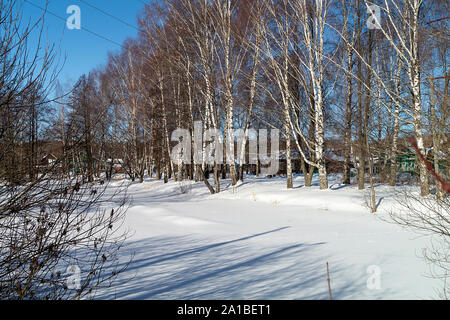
top-left (41, 153), bottom-right (57, 161)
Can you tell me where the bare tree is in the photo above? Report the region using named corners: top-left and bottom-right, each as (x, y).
top-left (0, 0), bottom-right (131, 299)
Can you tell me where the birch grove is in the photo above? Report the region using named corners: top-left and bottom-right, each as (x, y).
top-left (13, 0), bottom-right (447, 199)
top-left (1, 0), bottom-right (449, 300)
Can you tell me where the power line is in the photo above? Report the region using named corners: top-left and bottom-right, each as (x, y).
top-left (78, 0), bottom-right (139, 31)
top-left (24, 0), bottom-right (125, 49)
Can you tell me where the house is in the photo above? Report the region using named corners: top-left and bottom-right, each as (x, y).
top-left (397, 149), bottom-right (417, 173)
top-left (106, 158), bottom-right (124, 173)
top-left (40, 154), bottom-right (58, 166)
top-left (426, 148), bottom-right (448, 171)
top-left (69, 152), bottom-right (100, 174)
top-left (376, 146), bottom-right (448, 176)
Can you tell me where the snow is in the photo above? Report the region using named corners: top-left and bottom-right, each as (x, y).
top-left (94, 174), bottom-right (442, 300)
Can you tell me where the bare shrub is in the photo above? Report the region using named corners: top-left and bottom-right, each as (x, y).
top-left (0, 171), bottom-right (131, 300)
top-left (389, 190), bottom-right (449, 299)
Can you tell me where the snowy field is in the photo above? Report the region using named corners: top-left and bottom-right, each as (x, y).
top-left (94, 174), bottom-right (441, 300)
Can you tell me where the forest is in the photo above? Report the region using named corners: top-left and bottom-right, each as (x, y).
top-left (2, 0), bottom-right (449, 199)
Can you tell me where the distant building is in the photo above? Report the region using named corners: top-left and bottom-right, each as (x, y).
top-left (106, 158), bottom-right (124, 173)
top-left (40, 154), bottom-right (58, 166)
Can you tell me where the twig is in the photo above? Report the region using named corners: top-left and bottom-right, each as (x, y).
top-left (326, 262), bottom-right (333, 300)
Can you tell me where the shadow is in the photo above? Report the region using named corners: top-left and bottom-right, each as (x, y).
top-left (330, 184), bottom-right (352, 191)
top-left (92, 228), bottom-right (390, 300)
top-left (224, 179), bottom-right (280, 190)
top-left (124, 227), bottom-right (291, 270)
top-left (375, 197), bottom-right (384, 209)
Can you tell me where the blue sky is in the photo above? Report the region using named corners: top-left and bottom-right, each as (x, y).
top-left (22, 0), bottom-right (146, 87)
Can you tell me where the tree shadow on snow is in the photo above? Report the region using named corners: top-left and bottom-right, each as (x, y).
top-left (92, 226), bottom-right (393, 300)
top-left (330, 184), bottom-right (352, 191)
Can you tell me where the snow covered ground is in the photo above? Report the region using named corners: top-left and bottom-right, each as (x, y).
top-left (94, 174), bottom-right (442, 300)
